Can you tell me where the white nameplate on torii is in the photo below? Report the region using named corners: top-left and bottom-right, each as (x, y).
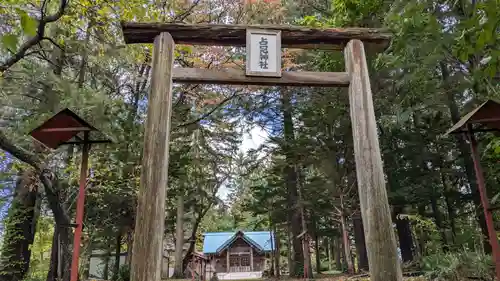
top-left (246, 29), bottom-right (282, 78)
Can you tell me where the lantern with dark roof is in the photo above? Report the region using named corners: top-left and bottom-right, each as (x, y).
top-left (28, 108), bottom-right (111, 281)
top-left (29, 108), bottom-right (111, 149)
top-left (445, 99), bottom-right (500, 280)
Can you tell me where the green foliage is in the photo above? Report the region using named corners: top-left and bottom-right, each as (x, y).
top-left (112, 265), bottom-right (130, 281)
top-left (18, 9), bottom-right (37, 36)
top-left (297, 16), bottom-right (324, 27)
top-left (24, 216), bottom-right (54, 281)
top-left (398, 214), bottom-right (437, 235)
top-left (1, 34), bottom-right (18, 51)
top-left (422, 251), bottom-right (494, 281)
top-left (200, 207), bottom-right (234, 233)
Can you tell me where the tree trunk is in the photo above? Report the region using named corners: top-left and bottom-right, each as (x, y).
top-left (173, 194), bottom-right (185, 278)
top-left (281, 90), bottom-right (304, 278)
top-left (303, 236), bottom-right (313, 278)
top-left (416, 205), bottom-right (427, 256)
top-left (434, 159), bottom-right (457, 245)
top-left (182, 217), bottom-right (203, 271)
top-left (125, 231), bottom-right (133, 268)
top-left (394, 207), bottom-right (414, 263)
top-left (441, 61), bottom-right (491, 254)
top-left (444, 195), bottom-right (456, 244)
top-left (312, 215), bottom-right (321, 273)
top-left (339, 237), bottom-right (345, 272)
top-left (268, 212), bottom-right (277, 277)
top-left (314, 236), bottom-right (321, 273)
top-left (429, 195), bottom-right (448, 252)
top-left (273, 226), bottom-right (280, 278)
top-left (352, 214), bottom-right (369, 271)
top-left (46, 228), bottom-right (59, 281)
top-left (44, 176), bottom-right (72, 281)
top-left (351, 255), bottom-right (355, 274)
top-left (340, 210), bottom-right (354, 274)
top-left (103, 246), bottom-right (111, 280)
top-left (114, 233), bottom-right (122, 279)
top-left (326, 238), bottom-right (331, 271)
top-left (411, 227), bottom-right (421, 259)
top-left (269, 215), bottom-right (275, 277)
top-left (334, 238), bottom-right (341, 271)
top-left (0, 170), bottom-right (40, 281)
top-left (287, 224), bottom-right (294, 275)
top-left (297, 172), bottom-right (313, 279)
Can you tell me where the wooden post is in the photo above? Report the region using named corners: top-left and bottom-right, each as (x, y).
top-left (70, 133), bottom-right (90, 281)
top-left (250, 247), bottom-right (254, 271)
top-left (344, 39), bottom-right (403, 281)
top-left (227, 250), bottom-right (230, 272)
top-left (131, 32), bottom-right (175, 281)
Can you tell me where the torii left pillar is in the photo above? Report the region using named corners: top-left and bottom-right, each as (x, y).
top-left (131, 32), bottom-right (175, 281)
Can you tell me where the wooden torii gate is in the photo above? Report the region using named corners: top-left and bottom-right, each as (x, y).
top-left (120, 23), bottom-right (401, 281)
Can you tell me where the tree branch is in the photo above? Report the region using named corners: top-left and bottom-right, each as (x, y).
top-left (42, 36), bottom-right (64, 51)
top-left (0, 0), bottom-right (68, 72)
top-left (176, 93), bottom-right (240, 128)
top-left (0, 130), bottom-right (42, 170)
top-left (0, 130), bottom-right (72, 227)
top-left (39, 170), bottom-right (71, 225)
top-left (172, 0), bottom-right (201, 23)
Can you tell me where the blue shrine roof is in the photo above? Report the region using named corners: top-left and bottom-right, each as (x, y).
top-left (202, 231), bottom-right (275, 254)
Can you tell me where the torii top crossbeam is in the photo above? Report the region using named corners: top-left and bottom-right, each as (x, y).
top-left (120, 22), bottom-right (391, 87)
top-left (121, 22), bottom-right (391, 50)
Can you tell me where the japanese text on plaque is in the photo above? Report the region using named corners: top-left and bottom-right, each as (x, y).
top-left (258, 37), bottom-right (269, 69)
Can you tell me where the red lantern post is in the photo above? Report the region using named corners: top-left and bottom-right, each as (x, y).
top-left (29, 109), bottom-right (111, 281)
top-left (445, 100), bottom-right (500, 280)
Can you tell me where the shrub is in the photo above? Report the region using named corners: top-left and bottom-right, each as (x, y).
top-left (421, 251), bottom-right (493, 281)
top-left (113, 265), bottom-right (130, 281)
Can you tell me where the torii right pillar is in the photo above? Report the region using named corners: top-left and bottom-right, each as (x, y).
top-left (345, 39), bottom-right (403, 281)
